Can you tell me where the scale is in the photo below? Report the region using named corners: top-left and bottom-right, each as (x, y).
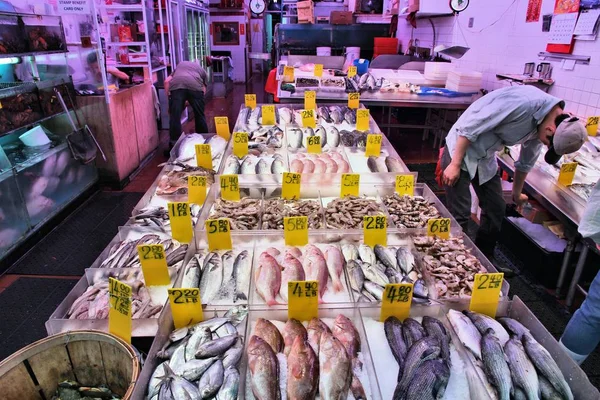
top-left (434, 0), bottom-right (471, 59)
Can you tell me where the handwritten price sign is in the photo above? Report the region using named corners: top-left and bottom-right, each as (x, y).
top-left (363, 215), bottom-right (387, 247)
top-left (365, 134), bottom-right (382, 157)
top-left (381, 283), bottom-right (413, 321)
top-left (109, 278), bottom-right (132, 343)
top-left (220, 175), bottom-right (240, 201)
top-left (188, 175), bottom-right (207, 204)
top-left (288, 280), bottom-right (318, 320)
top-left (301, 109), bottom-right (316, 129)
top-left (307, 135), bottom-right (321, 154)
top-left (469, 273), bottom-right (504, 318)
top-left (282, 172), bottom-right (301, 200)
top-left (348, 92), bottom-right (359, 109)
top-left (427, 218), bottom-right (450, 239)
top-left (284, 216), bottom-right (308, 246)
top-left (341, 174), bottom-right (360, 197)
top-left (168, 288), bottom-right (203, 329)
top-left (168, 202), bottom-right (193, 244)
top-left (395, 175), bottom-right (415, 196)
top-left (214, 116), bottom-right (230, 140)
top-left (137, 244), bottom-right (170, 286)
top-left (558, 162), bottom-right (577, 186)
top-left (205, 218), bottom-right (232, 251)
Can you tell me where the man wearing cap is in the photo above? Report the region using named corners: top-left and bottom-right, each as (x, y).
top-left (440, 85), bottom-right (587, 261)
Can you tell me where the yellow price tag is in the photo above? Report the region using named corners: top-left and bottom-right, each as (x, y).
top-left (348, 92), bottom-right (360, 109)
top-left (262, 105), bottom-right (275, 125)
top-left (363, 215), bottom-right (387, 247)
top-left (469, 273), bottom-right (504, 318)
top-left (188, 175), bottom-right (207, 205)
top-left (282, 172), bottom-right (301, 200)
top-left (245, 94), bottom-right (257, 109)
top-left (348, 66), bottom-right (357, 78)
top-left (284, 66), bottom-right (295, 81)
top-left (586, 116), bottom-right (599, 136)
top-left (288, 280), bottom-right (318, 320)
top-left (301, 109), bottom-right (316, 129)
top-left (168, 202), bottom-right (193, 244)
top-left (427, 218), bottom-right (450, 239)
top-left (137, 244), bottom-right (170, 286)
top-left (380, 283), bottom-right (413, 321)
top-left (215, 116), bottom-right (230, 140)
top-left (233, 132), bottom-right (249, 158)
top-left (195, 144), bottom-right (212, 170)
top-left (395, 175), bottom-right (415, 196)
top-left (284, 216), bottom-right (308, 246)
top-left (365, 134), bottom-right (382, 157)
top-left (307, 136), bottom-right (321, 154)
top-left (108, 278), bottom-right (132, 343)
top-left (341, 174), bottom-right (360, 197)
top-left (558, 162), bottom-right (577, 186)
top-left (356, 109), bottom-right (369, 131)
top-left (314, 64), bottom-right (323, 77)
top-left (220, 174), bottom-right (240, 201)
top-left (205, 218), bottom-right (233, 251)
top-left (305, 91), bottom-right (316, 110)
top-left (168, 288), bottom-right (203, 329)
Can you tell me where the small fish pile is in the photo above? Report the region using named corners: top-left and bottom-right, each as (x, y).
top-left (52, 381), bottom-right (120, 400)
top-left (253, 245), bottom-right (347, 305)
top-left (357, 72), bottom-right (380, 91)
top-left (324, 195), bottom-right (384, 229)
top-left (384, 316), bottom-right (452, 399)
top-left (129, 204), bottom-right (201, 232)
top-left (99, 234), bottom-right (187, 269)
top-left (414, 236), bottom-right (488, 299)
top-left (342, 243), bottom-right (428, 303)
top-left (148, 307), bottom-right (248, 399)
top-left (261, 198), bottom-right (323, 229)
top-left (296, 77), bottom-right (320, 88)
top-left (447, 310), bottom-right (574, 400)
top-left (175, 134), bottom-right (227, 169)
top-left (383, 194), bottom-right (441, 228)
top-left (247, 315), bottom-right (370, 399)
top-left (340, 130), bottom-right (368, 148)
top-left (320, 77), bottom-right (346, 90)
top-left (366, 155), bottom-right (405, 172)
top-left (180, 249), bottom-right (251, 304)
top-left (247, 125), bottom-right (284, 149)
top-left (209, 197), bottom-right (261, 230)
top-left (277, 106), bottom-right (295, 126)
top-left (316, 105), bottom-right (357, 126)
top-left (155, 161), bottom-right (216, 195)
top-left (221, 153), bottom-right (286, 175)
top-left (569, 182), bottom-right (594, 201)
top-left (67, 270), bottom-right (164, 320)
top-left (289, 152), bottom-right (350, 174)
top-left (287, 125), bottom-right (341, 150)
top-left (239, 106), bottom-right (274, 131)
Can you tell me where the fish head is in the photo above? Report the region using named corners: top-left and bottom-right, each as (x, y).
top-left (224, 305), bottom-right (249, 325)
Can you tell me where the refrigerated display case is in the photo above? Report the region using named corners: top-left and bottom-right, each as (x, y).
top-left (183, 0), bottom-right (211, 83)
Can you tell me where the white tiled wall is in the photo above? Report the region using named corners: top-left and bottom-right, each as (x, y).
top-left (396, 0), bottom-right (600, 119)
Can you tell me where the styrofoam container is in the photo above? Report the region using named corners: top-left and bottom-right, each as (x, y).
top-left (19, 125), bottom-right (50, 147)
top-left (317, 46), bottom-right (331, 56)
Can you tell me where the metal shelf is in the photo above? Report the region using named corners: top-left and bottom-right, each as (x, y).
top-left (152, 65), bottom-right (167, 73)
top-left (106, 41), bottom-right (147, 46)
top-left (114, 63), bottom-right (147, 68)
top-left (0, 111), bottom-right (67, 141)
top-left (100, 4), bottom-right (144, 12)
top-left (0, 50), bottom-right (67, 60)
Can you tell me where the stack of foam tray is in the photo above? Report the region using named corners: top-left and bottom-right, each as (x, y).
top-left (446, 70), bottom-right (482, 93)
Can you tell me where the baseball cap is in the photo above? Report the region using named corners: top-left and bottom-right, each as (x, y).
top-left (544, 116), bottom-right (587, 164)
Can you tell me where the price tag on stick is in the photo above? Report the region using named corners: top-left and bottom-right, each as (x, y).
top-left (363, 215), bottom-right (387, 247)
top-left (365, 134), bottom-right (382, 157)
top-left (469, 273), bottom-right (504, 318)
top-left (245, 94), bottom-right (257, 109)
top-left (109, 278), bottom-right (132, 343)
top-left (341, 174), bottom-right (360, 197)
top-left (220, 175), bottom-right (240, 201)
top-left (233, 132), bottom-right (249, 158)
top-left (205, 218), bottom-right (233, 251)
top-left (356, 109), bottom-right (370, 132)
top-left (168, 288), bottom-right (203, 329)
top-left (262, 105), bottom-right (275, 125)
top-left (284, 66), bottom-right (295, 81)
top-left (288, 280), bottom-right (319, 321)
top-left (380, 283), bottom-right (414, 321)
top-left (558, 162), bottom-right (577, 186)
top-left (314, 64), bottom-right (323, 77)
top-left (307, 136), bottom-right (321, 153)
top-left (348, 65), bottom-right (357, 78)
top-left (301, 109), bottom-right (316, 129)
top-left (215, 116), bottom-right (230, 140)
top-left (137, 244), bottom-right (170, 286)
top-left (427, 218), bottom-right (450, 239)
top-left (284, 216), bottom-right (308, 246)
top-left (305, 91), bottom-right (316, 110)
top-left (348, 92), bottom-right (359, 109)
top-left (282, 172), bottom-right (301, 200)
top-left (586, 116), bottom-right (599, 136)
top-left (168, 202), bottom-right (193, 244)
top-left (195, 144), bottom-right (212, 170)
top-left (188, 175), bottom-right (207, 204)
top-left (396, 175), bottom-right (415, 196)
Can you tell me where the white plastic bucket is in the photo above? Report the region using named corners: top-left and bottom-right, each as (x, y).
top-left (345, 46), bottom-right (360, 63)
top-left (19, 125), bottom-right (50, 147)
top-left (316, 47), bottom-right (331, 56)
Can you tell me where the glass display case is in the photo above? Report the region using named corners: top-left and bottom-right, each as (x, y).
top-left (183, 1), bottom-right (211, 82)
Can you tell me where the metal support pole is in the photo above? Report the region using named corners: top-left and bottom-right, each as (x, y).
top-left (566, 245), bottom-right (589, 307)
top-left (556, 240), bottom-right (575, 297)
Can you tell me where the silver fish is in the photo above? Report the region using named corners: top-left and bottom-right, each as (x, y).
top-left (498, 317), bottom-right (531, 340)
top-left (385, 157), bottom-right (404, 173)
top-left (256, 158), bottom-right (271, 174)
top-left (481, 328), bottom-right (512, 400)
top-left (181, 255), bottom-right (201, 289)
top-left (314, 125), bottom-right (327, 148)
top-left (288, 128), bottom-right (303, 149)
top-left (222, 156), bottom-right (240, 174)
top-left (222, 251), bottom-right (235, 288)
top-left (271, 156), bottom-right (286, 174)
top-left (185, 326), bottom-right (212, 361)
top-left (160, 363), bottom-right (202, 400)
top-left (539, 374), bottom-right (564, 400)
top-left (447, 309), bottom-right (482, 359)
top-left (414, 279), bottom-right (429, 299)
top-left (318, 106), bottom-right (332, 123)
top-left (198, 359), bottom-right (225, 399)
top-left (174, 358), bottom-right (216, 382)
top-left (397, 336), bottom-right (441, 397)
top-left (223, 338), bottom-right (244, 369)
top-left (367, 156), bottom-right (379, 172)
top-left (358, 244), bottom-right (376, 265)
top-left (463, 310), bottom-right (510, 346)
top-left (401, 359), bottom-right (450, 400)
top-left (359, 261), bottom-right (389, 287)
top-left (148, 361), bottom-right (167, 398)
top-left (241, 155), bottom-right (258, 174)
top-left (505, 337), bottom-right (540, 400)
top-left (196, 335), bottom-right (238, 358)
top-left (347, 260), bottom-right (365, 293)
top-left (279, 107), bottom-right (293, 124)
top-left (170, 343), bottom-right (188, 372)
top-left (216, 366), bottom-right (239, 400)
top-left (363, 280), bottom-right (384, 300)
top-left (233, 250), bottom-right (250, 302)
top-left (199, 252), bottom-right (223, 304)
top-left (327, 126), bottom-right (340, 148)
top-left (360, 288), bottom-right (377, 302)
top-left (374, 244), bottom-right (397, 270)
top-left (396, 247), bottom-right (415, 274)
top-left (341, 243), bottom-right (358, 262)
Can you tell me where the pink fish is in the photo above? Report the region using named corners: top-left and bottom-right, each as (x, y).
top-left (302, 159), bottom-right (315, 173)
top-left (303, 253), bottom-right (328, 302)
top-left (305, 244), bottom-right (324, 258)
top-left (336, 159), bottom-right (350, 173)
top-left (325, 245), bottom-right (345, 292)
top-left (323, 158), bottom-right (338, 173)
top-left (255, 252), bottom-right (282, 306)
top-left (290, 159), bottom-right (304, 173)
top-left (313, 159), bottom-right (326, 174)
top-left (265, 247), bottom-right (280, 258)
top-left (280, 253), bottom-right (305, 302)
top-left (285, 247), bottom-right (303, 259)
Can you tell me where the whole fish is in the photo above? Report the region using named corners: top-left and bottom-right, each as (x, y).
top-left (200, 252), bottom-right (223, 304)
top-left (222, 251), bottom-right (235, 287)
top-left (279, 107), bottom-right (293, 124)
top-left (271, 156), bottom-right (286, 174)
top-left (505, 337), bottom-right (540, 400)
top-left (363, 280), bottom-right (384, 300)
top-left (286, 247), bottom-right (303, 259)
top-left (280, 253), bottom-right (306, 302)
top-left (358, 244), bottom-right (376, 265)
top-left (384, 316), bottom-right (407, 373)
top-left (254, 318), bottom-right (284, 353)
top-left (303, 253), bottom-right (329, 301)
top-left (255, 252), bottom-right (282, 306)
top-left (330, 108), bottom-right (343, 124)
top-left (283, 318), bottom-right (308, 356)
top-left (327, 126), bottom-right (340, 148)
top-left (374, 244), bottom-right (397, 270)
top-left (159, 363), bottom-right (201, 400)
top-left (288, 128), bottom-right (303, 149)
top-left (332, 314), bottom-right (361, 360)
top-left (223, 338), bottom-right (244, 369)
top-left (385, 157), bottom-right (405, 173)
top-left (539, 375), bottom-right (564, 400)
top-left (174, 358), bottom-right (216, 382)
top-left (307, 318), bottom-right (330, 357)
top-left (367, 156), bottom-right (379, 173)
top-left (233, 250), bottom-right (250, 302)
top-left (216, 366), bottom-right (239, 400)
top-left (241, 155), bottom-right (258, 174)
top-left (497, 317), bottom-right (531, 340)
top-left (397, 336), bottom-right (441, 397)
top-left (319, 330), bottom-right (352, 400)
top-left (318, 106), bottom-right (332, 123)
top-left (305, 244), bottom-right (325, 258)
top-left (341, 243), bottom-right (358, 262)
top-left (287, 335), bottom-right (319, 400)
top-left (396, 247), bottom-right (415, 274)
top-left (185, 326), bottom-right (212, 361)
top-left (350, 373), bottom-right (367, 400)
top-left (513, 387), bottom-right (527, 400)
top-left (315, 125), bottom-right (327, 148)
top-left (247, 335), bottom-right (280, 400)
top-left (195, 335), bottom-right (238, 358)
top-left (148, 362), bottom-right (167, 398)
top-left (402, 318), bottom-right (426, 349)
top-left (256, 158), bottom-right (271, 174)
top-left (344, 109), bottom-right (356, 124)
top-left (463, 310), bottom-right (510, 346)
top-left (422, 316), bottom-right (450, 364)
top-left (522, 333), bottom-right (573, 400)
top-left (324, 245), bottom-right (345, 293)
top-left (181, 255), bottom-right (202, 288)
top-left (169, 342), bottom-right (188, 372)
top-left (481, 329), bottom-right (512, 400)
top-left (197, 359), bottom-right (224, 399)
top-left (347, 260), bottom-right (365, 293)
top-left (401, 359), bottom-right (450, 400)
top-left (359, 261), bottom-right (390, 287)
top-left (447, 309), bottom-right (482, 359)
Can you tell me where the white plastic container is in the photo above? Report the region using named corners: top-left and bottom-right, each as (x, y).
top-left (316, 46), bottom-right (331, 56)
top-left (446, 70), bottom-right (482, 93)
top-left (19, 125), bottom-right (50, 147)
top-left (345, 46), bottom-right (361, 63)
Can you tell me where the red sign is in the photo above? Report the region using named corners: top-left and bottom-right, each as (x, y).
top-left (240, 23), bottom-right (245, 35)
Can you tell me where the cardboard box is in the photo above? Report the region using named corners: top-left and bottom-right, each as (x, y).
top-left (297, 0), bottom-right (314, 24)
top-left (331, 11), bottom-right (352, 25)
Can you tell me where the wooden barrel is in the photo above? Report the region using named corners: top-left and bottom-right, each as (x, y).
top-left (0, 331), bottom-right (140, 400)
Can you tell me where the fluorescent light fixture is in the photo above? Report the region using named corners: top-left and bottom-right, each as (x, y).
top-left (0, 57), bottom-right (19, 65)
